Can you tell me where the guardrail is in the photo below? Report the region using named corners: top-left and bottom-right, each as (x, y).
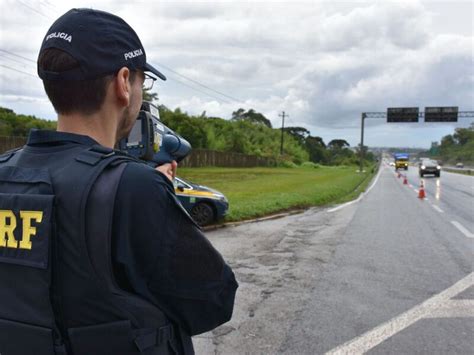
top-left (443, 167), bottom-right (473, 176)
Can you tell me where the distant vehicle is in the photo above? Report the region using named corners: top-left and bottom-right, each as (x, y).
top-left (419, 159), bottom-right (441, 177)
top-left (456, 162), bottom-right (464, 168)
top-left (394, 153), bottom-right (409, 170)
top-left (389, 162), bottom-right (395, 167)
top-left (174, 176), bottom-right (229, 226)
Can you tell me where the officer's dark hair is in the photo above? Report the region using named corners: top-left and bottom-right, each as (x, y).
top-left (38, 48), bottom-right (136, 115)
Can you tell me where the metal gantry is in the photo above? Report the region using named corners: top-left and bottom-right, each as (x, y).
top-left (358, 111), bottom-right (474, 173)
top-left (364, 111), bottom-right (474, 119)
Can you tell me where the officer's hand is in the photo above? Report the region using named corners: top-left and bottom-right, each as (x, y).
top-left (156, 160), bottom-right (177, 182)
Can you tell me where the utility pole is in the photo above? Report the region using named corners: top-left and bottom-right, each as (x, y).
top-left (279, 111), bottom-right (288, 155)
top-left (359, 112), bottom-right (366, 173)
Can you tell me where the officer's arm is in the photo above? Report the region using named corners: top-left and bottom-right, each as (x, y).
top-left (146, 186), bottom-right (238, 336)
top-left (113, 163), bottom-right (238, 336)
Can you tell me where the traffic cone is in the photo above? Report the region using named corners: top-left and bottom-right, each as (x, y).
top-left (418, 182), bottom-right (425, 199)
top-left (403, 176), bottom-right (408, 185)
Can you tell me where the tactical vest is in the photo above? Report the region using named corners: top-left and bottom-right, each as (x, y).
top-left (0, 143), bottom-right (179, 355)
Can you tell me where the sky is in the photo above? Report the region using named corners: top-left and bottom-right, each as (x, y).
top-left (0, 0), bottom-right (472, 148)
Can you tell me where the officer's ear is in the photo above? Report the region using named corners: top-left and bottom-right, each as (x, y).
top-left (114, 67), bottom-right (132, 107)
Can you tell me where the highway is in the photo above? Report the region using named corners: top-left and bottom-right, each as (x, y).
top-left (194, 163), bottom-right (473, 354)
top-left (404, 166), bottom-right (473, 237)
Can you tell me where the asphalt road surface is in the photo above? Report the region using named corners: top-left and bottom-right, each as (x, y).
top-left (194, 164), bottom-right (473, 354)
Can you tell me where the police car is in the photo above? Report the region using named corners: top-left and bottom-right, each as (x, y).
top-left (174, 177), bottom-right (229, 226)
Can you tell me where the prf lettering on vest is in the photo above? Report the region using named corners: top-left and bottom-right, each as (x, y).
top-left (0, 210), bottom-right (43, 250)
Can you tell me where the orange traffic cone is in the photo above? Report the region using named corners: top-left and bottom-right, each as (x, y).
top-left (403, 176), bottom-right (408, 185)
top-left (418, 182), bottom-right (425, 199)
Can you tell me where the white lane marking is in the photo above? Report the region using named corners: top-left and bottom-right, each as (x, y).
top-left (431, 205), bottom-right (444, 213)
top-left (325, 272), bottom-right (474, 355)
top-left (327, 198), bottom-right (359, 213)
top-left (328, 166), bottom-right (382, 213)
top-left (414, 189), bottom-right (419, 193)
top-left (427, 300), bottom-right (474, 318)
top-left (451, 221), bottom-right (474, 239)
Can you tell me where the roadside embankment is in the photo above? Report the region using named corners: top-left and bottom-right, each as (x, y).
top-left (179, 164), bottom-right (377, 223)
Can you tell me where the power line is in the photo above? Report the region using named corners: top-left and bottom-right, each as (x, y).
top-left (0, 54), bottom-right (31, 68)
top-left (0, 48), bottom-right (236, 104)
top-left (17, 0), bottom-right (53, 20)
top-left (0, 64), bottom-right (37, 78)
top-left (0, 61), bottom-right (231, 104)
top-left (156, 62), bottom-right (244, 103)
top-left (168, 75), bottom-right (233, 104)
top-left (0, 49), bottom-right (36, 63)
top-left (40, 0), bottom-right (58, 11)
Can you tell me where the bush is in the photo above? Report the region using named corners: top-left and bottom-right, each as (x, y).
top-left (278, 160), bottom-right (298, 168)
top-left (158, 106), bottom-right (309, 163)
top-left (0, 107), bottom-right (56, 136)
top-left (301, 161), bottom-right (321, 169)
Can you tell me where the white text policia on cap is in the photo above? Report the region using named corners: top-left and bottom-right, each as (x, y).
top-left (45, 32), bottom-right (72, 43)
top-left (124, 49), bottom-right (144, 61)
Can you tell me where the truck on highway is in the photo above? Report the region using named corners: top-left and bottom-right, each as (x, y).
top-left (394, 153), bottom-right (409, 170)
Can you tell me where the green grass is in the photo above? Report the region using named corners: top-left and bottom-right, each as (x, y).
top-left (179, 165), bottom-right (376, 222)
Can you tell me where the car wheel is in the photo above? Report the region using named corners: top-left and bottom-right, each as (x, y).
top-left (436, 173), bottom-right (440, 177)
top-left (190, 202), bottom-right (215, 226)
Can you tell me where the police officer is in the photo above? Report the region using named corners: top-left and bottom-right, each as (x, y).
top-left (0, 8), bottom-right (237, 355)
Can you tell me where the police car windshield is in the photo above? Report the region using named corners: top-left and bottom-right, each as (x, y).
top-left (176, 176), bottom-right (193, 185)
top-left (175, 177), bottom-right (194, 190)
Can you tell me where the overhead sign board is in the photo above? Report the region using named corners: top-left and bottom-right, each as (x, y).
top-left (387, 107), bottom-right (419, 122)
top-left (424, 106), bottom-right (458, 122)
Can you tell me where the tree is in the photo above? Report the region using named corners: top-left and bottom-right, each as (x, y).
top-left (284, 126), bottom-right (310, 145)
top-left (305, 136), bottom-right (327, 163)
top-left (231, 108), bottom-right (272, 128)
top-left (231, 108), bottom-right (245, 120)
top-left (327, 139), bottom-right (350, 150)
top-left (326, 139), bottom-right (353, 165)
top-left (355, 144), bottom-right (374, 161)
top-left (310, 136), bottom-right (326, 148)
top-left (440, 134), bottom-right (455, 147)
top-left (0, 107), bottom-right (56, 136)
top-left (159, 108), bottom-right (207, 149)
top-left (453, 127), bottom-right (474, 146)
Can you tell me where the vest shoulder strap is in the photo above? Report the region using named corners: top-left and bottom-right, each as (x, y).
top-left (84, 155), bottom-right (180, 353)
top-left (86, 162), bottom-right (127, 289)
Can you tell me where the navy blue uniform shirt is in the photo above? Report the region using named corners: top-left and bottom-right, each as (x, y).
top-left (27, 130), bottom-right (238, 338)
